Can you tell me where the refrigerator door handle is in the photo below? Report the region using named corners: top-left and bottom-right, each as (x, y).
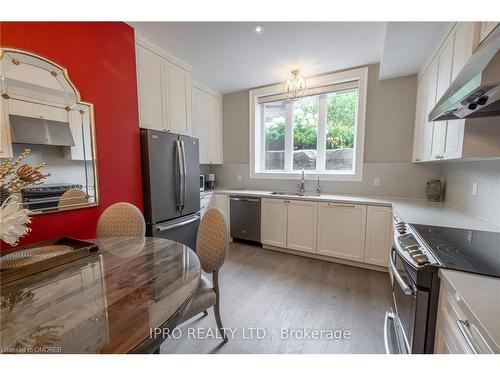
top-left (175, 140), bottom-right (184, 210)
top-left (180, 140), bottom-right (187, 209)
top-left (156, 215), bottom-right (200, 232)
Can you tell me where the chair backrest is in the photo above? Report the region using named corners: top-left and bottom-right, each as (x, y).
top-left (196, 208), bottom-right (229, 273)
top-left (96, 202), bottom-right (146, 238)
top-left (58, 188), bottom-right (87, 208)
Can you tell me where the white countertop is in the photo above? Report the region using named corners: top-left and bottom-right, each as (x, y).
top-left (439, 269), bottom-right (500, 353)
top-left (214, 188), bottom-right (500, 232)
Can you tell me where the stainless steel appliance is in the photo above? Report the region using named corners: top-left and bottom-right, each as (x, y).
top-left (430, 25), bottom-right (500, 121)
top-left (229, 196), bottom-right (261, 243)
top-left (140, 129), bottom-right (200, 250)
top-left (200, 175), bottom-right (205, 191)
top-left (207, 173), bottom-right (216, 190)
top-left (385, 212), bottom-right (500, 354)
top-left (10, 115), bottom-right (75, 147)
top-left (22, 183), bottom-right (83, 211)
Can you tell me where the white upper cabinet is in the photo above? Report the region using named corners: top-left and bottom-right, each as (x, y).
top-left (317, 202), bottom-right (367, 262)
top-left (136, 45), bottom-right (166, 131)
top-left (0, 98), bottom-right (13, 158)
top-left (479, 22), bottom-right (498, 44)
top-left (191, 83), bottom-right (223, 164)
top-left (136, 37), bottom-right (192, 135)
top-left (166, 62), bottom-right (191, 135)
top-left (432, 35), bottom-right (454, 159)
top-left (411, 22), bottom-right (500, 163)
top-left (420, 60), bottom-right (438, 161)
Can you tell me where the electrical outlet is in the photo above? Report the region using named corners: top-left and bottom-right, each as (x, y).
top-left (472, 182), bottom-right (478, 196)
top-left (374, 177), bottom-right (381, 187)
top-left (236, 175), bottom-right (242, 182)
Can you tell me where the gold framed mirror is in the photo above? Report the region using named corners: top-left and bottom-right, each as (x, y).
top-left (0, 47), bottom-right (99, 214)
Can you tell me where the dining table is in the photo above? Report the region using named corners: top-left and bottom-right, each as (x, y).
top-left (0, 237), bottom-right (201, 354)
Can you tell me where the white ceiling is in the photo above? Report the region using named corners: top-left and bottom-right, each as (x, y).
top-left (380, 22), bottom-right (449, 79)
top-left (129, 22), bottom-right (448, 94)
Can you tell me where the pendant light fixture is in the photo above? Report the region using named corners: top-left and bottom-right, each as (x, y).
top-left (284, 70), bottom-right (307, 101)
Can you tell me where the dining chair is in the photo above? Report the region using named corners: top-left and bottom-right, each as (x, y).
top-left (96, 202), bottom-right (146, 238)
top-left (58, 188), bottom-right (87, 208)
top-left (180, 207), bottom-right (229, 343)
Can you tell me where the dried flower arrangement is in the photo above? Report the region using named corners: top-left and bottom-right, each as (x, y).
top-left (0, 149), bottom-right (50, 245)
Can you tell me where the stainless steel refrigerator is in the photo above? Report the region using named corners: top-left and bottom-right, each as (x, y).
top-left (140, 129), bottom-right (200, 250)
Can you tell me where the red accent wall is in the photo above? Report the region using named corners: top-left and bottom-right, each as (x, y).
top-left (0, 22), bottom-right (143, 249)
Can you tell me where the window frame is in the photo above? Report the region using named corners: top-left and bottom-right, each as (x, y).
top-left (249, 66), bottom-right (368, 181)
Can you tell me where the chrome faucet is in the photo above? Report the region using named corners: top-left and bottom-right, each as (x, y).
top-left (316, 175), bottom-right (322, 195)
top-left (298, 169), bottom-right (306, 193)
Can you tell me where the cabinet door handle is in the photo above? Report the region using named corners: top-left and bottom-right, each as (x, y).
top-left (328, 203), bottom-right (355, 208)
top-left (456, 320), bottom-right (481, 354)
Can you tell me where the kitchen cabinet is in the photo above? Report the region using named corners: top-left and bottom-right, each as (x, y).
top-left (0, 98), bottom-right (13, 158)
top-left (286, 200), bottom-right (317, 254)
top-left (64, 109), bottom-right (92, 161)
top-left (200, 192), bottom-right (214, 219)
top-left (412, 22), bottom-right (497, 163)
top-left (261, 198), bottom-right (288, 248)
top-left (317, 202), bottom-right (367, 262)
top-left (211, 193), bottom-right (231, 236)
top-left (434, 275), bottom-right (494, 354)
top-left (479, 22), bottom-right (498, 44)
top-left (192, 83), bottom-right (223, 164)
top-left (136, 45), bottom-right (166, 131)
top-left (136, 38), bottom-right (192, 135)
top-left (364, 206), bottom-right (392, 267)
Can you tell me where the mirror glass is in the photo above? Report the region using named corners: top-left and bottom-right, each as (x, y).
top-left (0, 47), bottom-right (99, 213)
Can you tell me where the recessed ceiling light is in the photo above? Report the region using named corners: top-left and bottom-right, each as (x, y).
top-left (253, 25), bottom-right (264, 34)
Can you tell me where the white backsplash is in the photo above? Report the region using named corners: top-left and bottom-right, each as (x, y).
top-left (444, 160), bottom-right (500, 227)
top-left (213, 161), bottom-right (443, 199)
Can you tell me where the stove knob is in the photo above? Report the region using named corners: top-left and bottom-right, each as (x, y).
top-left (413, 254), bottom-right (429, 265)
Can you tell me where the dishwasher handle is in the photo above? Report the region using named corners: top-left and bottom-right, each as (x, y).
top-left (229, 197), bottom-right (261, 203)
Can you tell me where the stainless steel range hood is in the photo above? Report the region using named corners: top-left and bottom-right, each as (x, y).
top-left (429, 26), bottom-right (500, 121)
top-left (10, 114), bottom-right (75, 147)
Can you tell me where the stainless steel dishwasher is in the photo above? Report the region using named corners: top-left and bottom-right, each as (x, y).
top-left (229, 196), bottom-right (261, 243)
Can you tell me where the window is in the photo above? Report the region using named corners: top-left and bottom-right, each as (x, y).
top-left (250, 67), bottom-right (367, 181)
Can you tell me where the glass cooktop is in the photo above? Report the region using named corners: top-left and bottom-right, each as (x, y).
top-left (411, 224), bottom-right (500, 278)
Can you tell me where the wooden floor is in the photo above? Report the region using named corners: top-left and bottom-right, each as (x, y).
top-left (161, 242), bottom-right (392, 354)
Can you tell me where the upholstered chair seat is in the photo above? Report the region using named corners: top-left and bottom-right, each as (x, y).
top-left (96, 202), bottom-right (146, 238)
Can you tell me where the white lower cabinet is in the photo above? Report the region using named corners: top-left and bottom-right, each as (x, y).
top-left (210, 193), bottom-right (230, 236)
top-left (259, 197), bottom-right (392, 270)
top-left (364, 206), bottom-right (392, 267)
top-left (287, 200), bottom-right (317, 254)
top-left (261, 198), bottom-right (288, 248)
top-left (317, 203), bottom-right (367, 262)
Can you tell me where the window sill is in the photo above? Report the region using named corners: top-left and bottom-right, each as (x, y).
top-left (249, 170), bottom-right (363, 182)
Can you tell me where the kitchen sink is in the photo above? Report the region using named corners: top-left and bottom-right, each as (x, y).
top-left (270, 191), bottom-right (321, 197)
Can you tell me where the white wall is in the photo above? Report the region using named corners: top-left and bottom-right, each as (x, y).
top-left (12, 144), bottom-right (93, 188)
top-left (213, 64), bottom-right (443, 199)
top-left (444, 160), bottom-right (500, 227)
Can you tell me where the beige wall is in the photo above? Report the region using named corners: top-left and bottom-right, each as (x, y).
top-left (444, 160), bottom-right (500, 227)
top-left (215, 63), bottom-right (443, 198)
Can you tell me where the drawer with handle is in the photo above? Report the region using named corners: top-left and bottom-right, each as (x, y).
top-left (435, 282), bottom-right (494, 354)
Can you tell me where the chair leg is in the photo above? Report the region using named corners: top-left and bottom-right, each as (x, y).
top-left (213, 270), bottom-right (228, 343)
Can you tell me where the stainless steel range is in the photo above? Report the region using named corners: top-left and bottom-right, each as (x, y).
top-left (384, 212), bottom-right (500, 354)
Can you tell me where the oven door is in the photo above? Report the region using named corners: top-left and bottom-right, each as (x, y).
top-left (386, 246), bottom-right (418, 353)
